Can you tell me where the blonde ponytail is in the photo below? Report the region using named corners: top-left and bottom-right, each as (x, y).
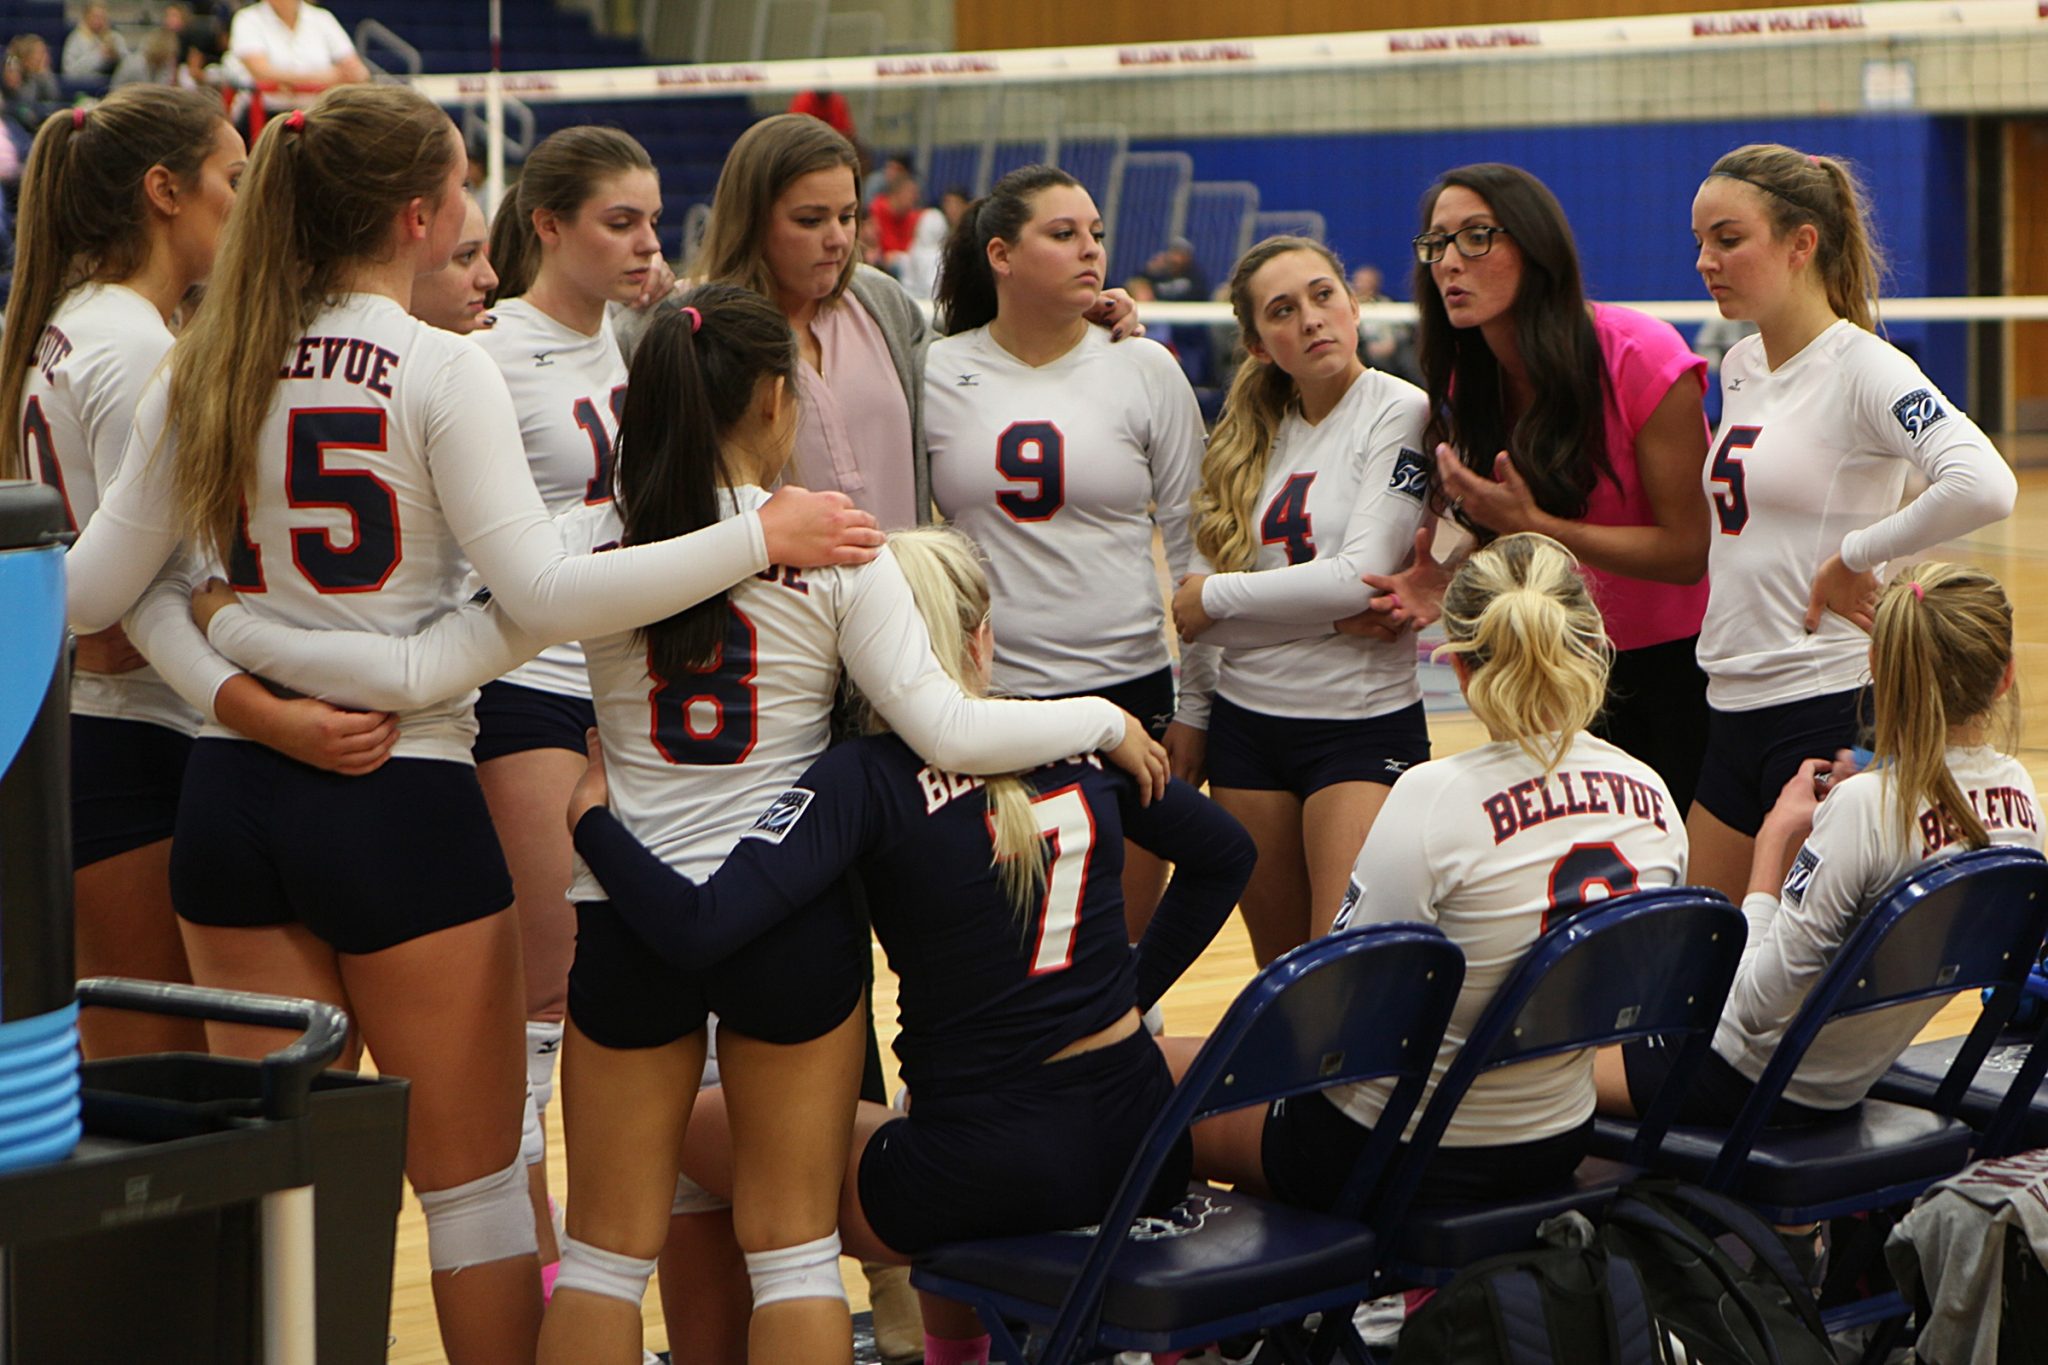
top-left (876, 527), bottom-right (1049, 910)
top-left (1439, 533), bottom-right (1610, 771)
top-left (1869, 563), bottom-right (2017, 851)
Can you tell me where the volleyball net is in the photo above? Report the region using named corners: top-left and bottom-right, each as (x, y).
top-left (410, 1), bottom-right (2048, 428)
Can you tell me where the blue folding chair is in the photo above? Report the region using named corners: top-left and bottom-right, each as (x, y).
top-left (1369, 888), bottom-right (1747, 1283)
top-left (1591, 845), bottom-right (2048, 1338)
top-left (1874, 930), bottom-right (2048, 1156)
top-left (909, 923), bottom-right (1466, 1365)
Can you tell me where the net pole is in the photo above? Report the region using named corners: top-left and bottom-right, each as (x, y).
top-left (484, 0), bottom-right (505, 217)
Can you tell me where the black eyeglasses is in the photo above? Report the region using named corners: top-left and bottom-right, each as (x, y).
top-left (1412, 225), bottom-right (1513, 265)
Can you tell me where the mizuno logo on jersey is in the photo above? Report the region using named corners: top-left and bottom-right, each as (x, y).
top-left (1382, 758), bottom-right (1411, 775)
top-left (955, 373), bottom-right (980, 386)
top-left (1727, 377), bottom-right (1744, 390)
top-left (742, 788), bottom-right (815, 845)
top-left (532, 351), bottom-right (556, 367)
top-left (1389, 447), bottom-right (1430, 500)
top-left (1782, 846), bottom-right (1822, 906)
top-left (1333, 878), bottom-right (1364, 930)
top-left (1891, 388), bottom-right (1949, 440)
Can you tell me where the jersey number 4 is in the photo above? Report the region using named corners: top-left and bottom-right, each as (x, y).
top-left (1709, 425), bottom-right (1761, 536)
top-left (232, 408), bottom-right (401, 593)
top-left (1261, 473), bottom-right (1317, 564)
top-left (1543, 842), bottom-right (1640, 933)
top-left (649, 604), bottom-right (759, 765)
top-left (1012, 784), bottom-right (1099, 975)
top-left (572, 385), bottom-right (628, 505)
top-left (995, 421), bottom-right (1065, 522)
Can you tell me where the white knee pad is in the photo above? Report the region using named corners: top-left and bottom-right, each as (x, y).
top-left (672, 1169), bottom-right (731, 1217)
top-left (554, 1234), bottom-right (656, 1307)
top-left (519, 1086), bottom-right (545, 1167)
top-left (700, 1016), bottom-right (721, 1089)
top-left (745, 1232), bottom-right (845, 1309)
top-left (526, 1020), bottom-right (563, 1115)
top-left (417, 1157), bottom-right (538, 1272)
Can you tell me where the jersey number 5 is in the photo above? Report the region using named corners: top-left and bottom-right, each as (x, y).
top-left (1709, 425), bottom-right (1761, 536)
top-left (1261, 473), bottom-right (1317, 564)
top-left (284, 408), bottom-right (402, 593)
top-left (1544, 841), bottom-right (1640, 933)
top-left (995, 421), bottom-right (1065, 523)
top-left (649, 604), bottom-right (759, 765)
top-left (1010, 784), bottom-right (1098, 975)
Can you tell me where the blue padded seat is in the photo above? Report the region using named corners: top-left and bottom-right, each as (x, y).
top-left (1387, 1155), bottom-right (1637, 1271)
top-left (1874, 1030), bottom-right (2048, 1149)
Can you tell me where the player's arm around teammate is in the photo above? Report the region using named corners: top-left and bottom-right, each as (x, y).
top-left (1597, 563), bottom-right (2037, 1132)
top-left (55, 89), bottom-right (878, 1365)
top-left (1165, 236), bottom-right (1432, 966)
top-left (924, 163), bottom-right (1206, 937)
top-left (1680, 145), bottom-right (2016, 902)
top-left (566, 526), bottom-right (1248, 1365)
top-left (1170, 533), bottom-right (1687, 1211)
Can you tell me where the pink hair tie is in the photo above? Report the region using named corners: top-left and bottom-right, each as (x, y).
top-left (1910, 580), bottom-right (1925, 601)
top-left (1808, 153), bottom-right (1821, 166)
top-left (69, 107), bottom-right (84, 130)
top-left (283, 109), bottom-right (306, 132)
top-left (681, 306), bottom-right (702, 334)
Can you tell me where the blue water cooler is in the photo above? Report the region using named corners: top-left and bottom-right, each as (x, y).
top-left (0, 480), bottom-right (81, 1172)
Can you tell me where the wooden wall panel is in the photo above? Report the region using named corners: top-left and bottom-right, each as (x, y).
top-left (2012, 121), bottom-right (2048, 432)
top-left (956, 0), bottom-right (1741, 51)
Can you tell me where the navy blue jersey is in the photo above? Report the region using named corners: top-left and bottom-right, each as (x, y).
top-left (573, 735), bottom-right (1252, 1095)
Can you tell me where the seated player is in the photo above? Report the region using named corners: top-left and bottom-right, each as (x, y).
top-left (1170, 532), bottom-right (1688, 1210)
top-left (1599, 562), bottom-right (2039, 1130)
top-left (567, 526), bottom-right (1256, 1365)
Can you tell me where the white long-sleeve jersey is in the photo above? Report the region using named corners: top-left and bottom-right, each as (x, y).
top-left (1716, 746), bottom-right (2041, 1110)
top-left (1332, 732), bottom-right (1688, 1146)
top-left (1175, 369), bottom-right (1431, 727)
top-left (472, 298), bottom-right (628, 700)
top-left (67, 292), bottom-right (771, 763)
top-left (201, 486), bottom-right (1127, 888)
top-left (926, 327), bottom-right (1204, 696)
top-left (1700, 323), bottom-right (2016, 711)
top-left (22, 282), bottom-right (213, 733)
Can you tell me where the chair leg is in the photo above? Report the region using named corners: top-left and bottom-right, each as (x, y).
top-left (979, 1309), bottom-right (1031, 1365)
top-left (1304, 1309), bottom-right (1372, 1365)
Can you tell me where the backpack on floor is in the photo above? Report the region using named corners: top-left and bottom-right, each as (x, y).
top-left (1391, 1179), bottom-right (1834, 1365)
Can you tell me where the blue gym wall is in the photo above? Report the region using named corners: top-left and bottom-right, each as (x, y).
top-left (1136, 114), bottom-right (1969, 402)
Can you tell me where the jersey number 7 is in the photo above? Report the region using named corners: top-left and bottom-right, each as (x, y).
top-left (1003, 784), bottom-right (1098, 975)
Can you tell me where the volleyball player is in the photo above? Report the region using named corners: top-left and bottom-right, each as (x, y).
top-left (1166, 236), bottom-right (1431, 966)
top-left (409, 189), bottom-right (496, 334)
top-left (926, 163), bottom-right (1205, 935)
top-left (185, 286), bottom-right (1168, 1365)
top-left (63, 88), bottom-right (880, 1365)
top-left (565, 526), bottom-right (1252, 1365)
top-left (0, 86), bottom-right (407, 1058)
top-left (1679, 145), bottom-right (2016, 900)
top-left (1176, 533), bottom-right (1687, 1209)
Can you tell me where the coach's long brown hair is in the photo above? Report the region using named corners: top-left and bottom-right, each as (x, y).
top-left (692, 113), bottom-right (860, 308)
top-left (1869, 563), bottom-right (2017, 851)
top-left (487, 124), bottom-right (654, 302)
top-left (1194, 236), bottom-right (1352, 572)
top-left (0, 86), bottom-right (223, 479)
top-left (165, 85), bottom-right (459, 566)
top-left (1707, 144), bottom-right (1885, 333)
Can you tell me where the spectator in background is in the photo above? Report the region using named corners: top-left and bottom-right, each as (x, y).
top-left (1143, 236), bottom-right (1208, 302)
top-left (898, 182), bottom-right (968, 299)
top-left (868, 167), bottom-right (920, 277)
top-left (1123, 274), bottom-right (1176, 352)
top-left (4, 36), bottom-right (63, 143)
top-left (788, 88), bottom-right (854, 139)
top-left (112, 28), bottom-right (185, 87)
top-left (1352, 261), bottom-right (1421, 385)
top-left (63, 2), bottom-right (128, 79)
top-left (864, 150), bottom-right (910, 201)
top-left (227, 0), bottom-right (367, 94)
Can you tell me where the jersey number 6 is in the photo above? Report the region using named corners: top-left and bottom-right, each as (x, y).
top-left (995, 421), bottom-right (1065, 523)
top-left (1709, 425), bottom-right (1760, 536)
top-left (1543, 841), bottom-right (1640, 933)
top-left (649, 604), bottom-right (759, 765)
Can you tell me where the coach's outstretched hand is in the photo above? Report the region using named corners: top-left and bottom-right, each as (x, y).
top-left (1804, 553), bottom-right (1880, 634)
top-left (1106, 710), bottom-right (1170, 805)
top-left (758, 486), bottom-right (885, 568)
top-left (1341, 522), bottom-right (1449, 641)
top-left (567, 727), bottom-right (609, 835)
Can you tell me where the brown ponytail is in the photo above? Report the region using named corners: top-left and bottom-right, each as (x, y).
top-left (1707, 143), bottom-right (1886, 331)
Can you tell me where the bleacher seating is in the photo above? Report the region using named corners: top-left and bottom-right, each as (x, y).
top-left (1108, 150), bottom-right (1192, 275)
top-left (1181, 180), bottom-right (1258, 300)
top-left (1253, 208), bottom-right (1326, 244)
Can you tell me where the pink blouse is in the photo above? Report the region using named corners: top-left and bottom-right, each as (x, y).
top-left (788, 295), bottom-right (918, 531)
top-left (1580, 304), bottom-right (1711, 652)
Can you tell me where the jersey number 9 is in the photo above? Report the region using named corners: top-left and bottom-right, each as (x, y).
top-left (995, 421), bottom-right (1066, 523)
top-left (649, 604), bottom-right (760, 765)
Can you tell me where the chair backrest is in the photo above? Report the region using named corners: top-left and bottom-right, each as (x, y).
top-left (1109, 151), bottom-right (1193, 270)
top-left (1253, 209), bottom-right (1328, 244)
top-left (1053, 125), bottom-right (1128, 241)
top-left (1182, 180), bottom-right (1260, 295)
top-left (1379, 889), bottom-right (1745, 1229)
top-left (1033, 923), bottom-right (1465, 1364)
top-left (1711, 845), bottom-right (2048, 1185)
top-left (985, 135), bottom-right (1053, 189)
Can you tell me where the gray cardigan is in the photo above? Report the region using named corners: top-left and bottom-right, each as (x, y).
top-left (613, 263), bottom-right (933, 525)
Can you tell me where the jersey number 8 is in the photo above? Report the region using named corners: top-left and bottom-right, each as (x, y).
top-left (649, 604), bottom-right (760, 766)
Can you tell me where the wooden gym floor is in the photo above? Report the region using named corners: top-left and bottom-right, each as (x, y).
top-left (379, 459), bottom-right (2048, 1363)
